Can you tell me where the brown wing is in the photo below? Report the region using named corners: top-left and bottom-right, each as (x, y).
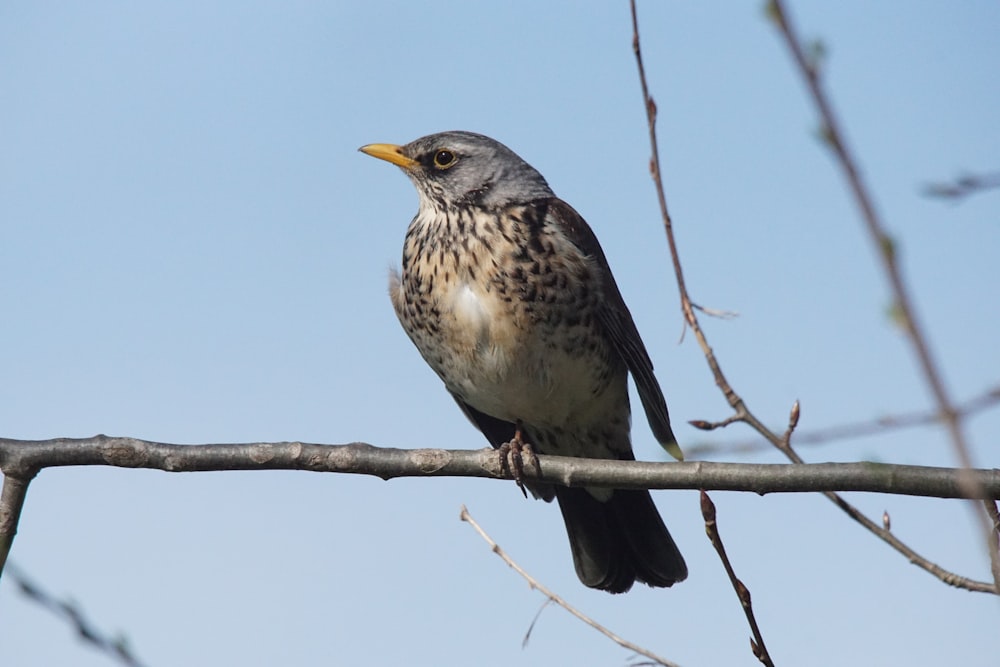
top-left (544, 198), bottom-right (680, 456)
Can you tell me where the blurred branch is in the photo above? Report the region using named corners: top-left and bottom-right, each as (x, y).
top-left (986, 502), bottom-right (1000, 586)
top-left (459, 506), bottom-right (680, 667)
top-left (687, 385), bottom-right (1000, 458)
top-left (5, 563), bottom-right (147, 667)
top-left (628, 0), bottom-right (999, 596)
top-left (922, 171), bottom-right (1000, 201)
top-left (767, 0), bottom-right (1000, 591)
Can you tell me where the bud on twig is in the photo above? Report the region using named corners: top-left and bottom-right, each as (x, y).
top-left (788, 400), bottom-right (801, 430)
top-left (700, 490), bottom-right (717, 523)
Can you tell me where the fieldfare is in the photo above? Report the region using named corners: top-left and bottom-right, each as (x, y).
top-left (360, 131), bottom-right (687, 593)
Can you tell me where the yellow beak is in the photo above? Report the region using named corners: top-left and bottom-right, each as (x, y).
top-left (358, 143), bottom-right (418, 169)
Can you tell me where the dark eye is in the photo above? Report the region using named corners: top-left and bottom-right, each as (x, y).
top-left (433, 149), bottom-right (456, 168)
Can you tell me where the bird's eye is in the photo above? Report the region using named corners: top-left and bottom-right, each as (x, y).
top-left (433, 149), bottom-right (457, 169)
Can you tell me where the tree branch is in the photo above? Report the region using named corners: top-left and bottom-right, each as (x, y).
top-left (0, 472), bottom-right (31, 578)
top-left (3, 435), bottom-right (999, 589)
top-left (629, 0), bottom-right (998, 596)
top-left (1, 436), bottom-right (997, 497)
top-left (767, 0), bottom-right (1000, 591)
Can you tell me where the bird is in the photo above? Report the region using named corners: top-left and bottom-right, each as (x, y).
top-left (359, 131), bottom-right (687, 593)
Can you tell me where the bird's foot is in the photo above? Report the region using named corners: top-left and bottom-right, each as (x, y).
top-left (498, 423), bottom-right (541, 498)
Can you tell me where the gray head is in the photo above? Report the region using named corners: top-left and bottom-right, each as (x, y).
top-left (360, 131), bottom-right (554, 210)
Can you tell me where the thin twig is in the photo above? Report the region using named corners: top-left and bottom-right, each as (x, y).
top-left (985, 501), bottom-right (1000, 586)
top-left (700, 492), bottom-right (774, 666)
top-left (459, 506), bottom-right (680, 667)
top-left (686, 385), bottom-right (1000, 457)
top-left (690, 302), bottom-right (740, 320)
top-left (5, 563), bottom-right (147, 667)
top-left (522, 598), bottom-right (554, 648)
top-left (630, 2), bottom-right (779, 656)
top-left (780, 400), bottom-right (801, 450)
top-left (688, 414), bottom-right (744, 433)
top-left (628, 0), bottom-right (998, 595)
top-left (767, 0), bottom-right (1000, 591)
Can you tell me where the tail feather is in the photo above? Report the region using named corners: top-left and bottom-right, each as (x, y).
top-left (554, 486), bottom-right (687, 593)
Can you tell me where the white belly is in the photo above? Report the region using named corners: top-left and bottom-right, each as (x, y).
top-left (436, 279), bottom-right (613, 428)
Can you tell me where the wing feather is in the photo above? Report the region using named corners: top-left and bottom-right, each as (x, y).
top-left (544, 198), bottom-right (681, 459)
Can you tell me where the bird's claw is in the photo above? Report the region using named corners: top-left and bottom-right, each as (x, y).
top-left (498, 424), bottom-right (540, 498)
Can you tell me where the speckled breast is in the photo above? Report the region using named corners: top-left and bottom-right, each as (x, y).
top-left (389, 202), bottom-right (625, 429)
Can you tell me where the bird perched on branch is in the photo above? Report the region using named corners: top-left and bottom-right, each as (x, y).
top-left (360, 131), bottom-right (686, 593)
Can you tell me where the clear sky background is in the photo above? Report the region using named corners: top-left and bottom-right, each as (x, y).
top-left (2, 2), bottom-right (998, 666)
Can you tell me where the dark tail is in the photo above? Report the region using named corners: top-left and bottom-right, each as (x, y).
top-left (554, 486), bottom-right (687, 594)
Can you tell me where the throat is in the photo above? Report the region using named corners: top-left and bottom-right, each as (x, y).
top-left (401, 204), bottom-right (522, 352)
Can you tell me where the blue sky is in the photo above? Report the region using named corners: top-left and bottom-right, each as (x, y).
top-left (2, 1), bottom-right (998, 665)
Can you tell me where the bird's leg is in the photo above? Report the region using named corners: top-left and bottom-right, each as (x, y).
top-left (498, 421), bottom-right (541, 498)
top-left (521, 428), bottom-right (542, 479)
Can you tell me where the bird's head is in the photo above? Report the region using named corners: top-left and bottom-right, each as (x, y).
top-left (360, 131), bottom-right (554, 211)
